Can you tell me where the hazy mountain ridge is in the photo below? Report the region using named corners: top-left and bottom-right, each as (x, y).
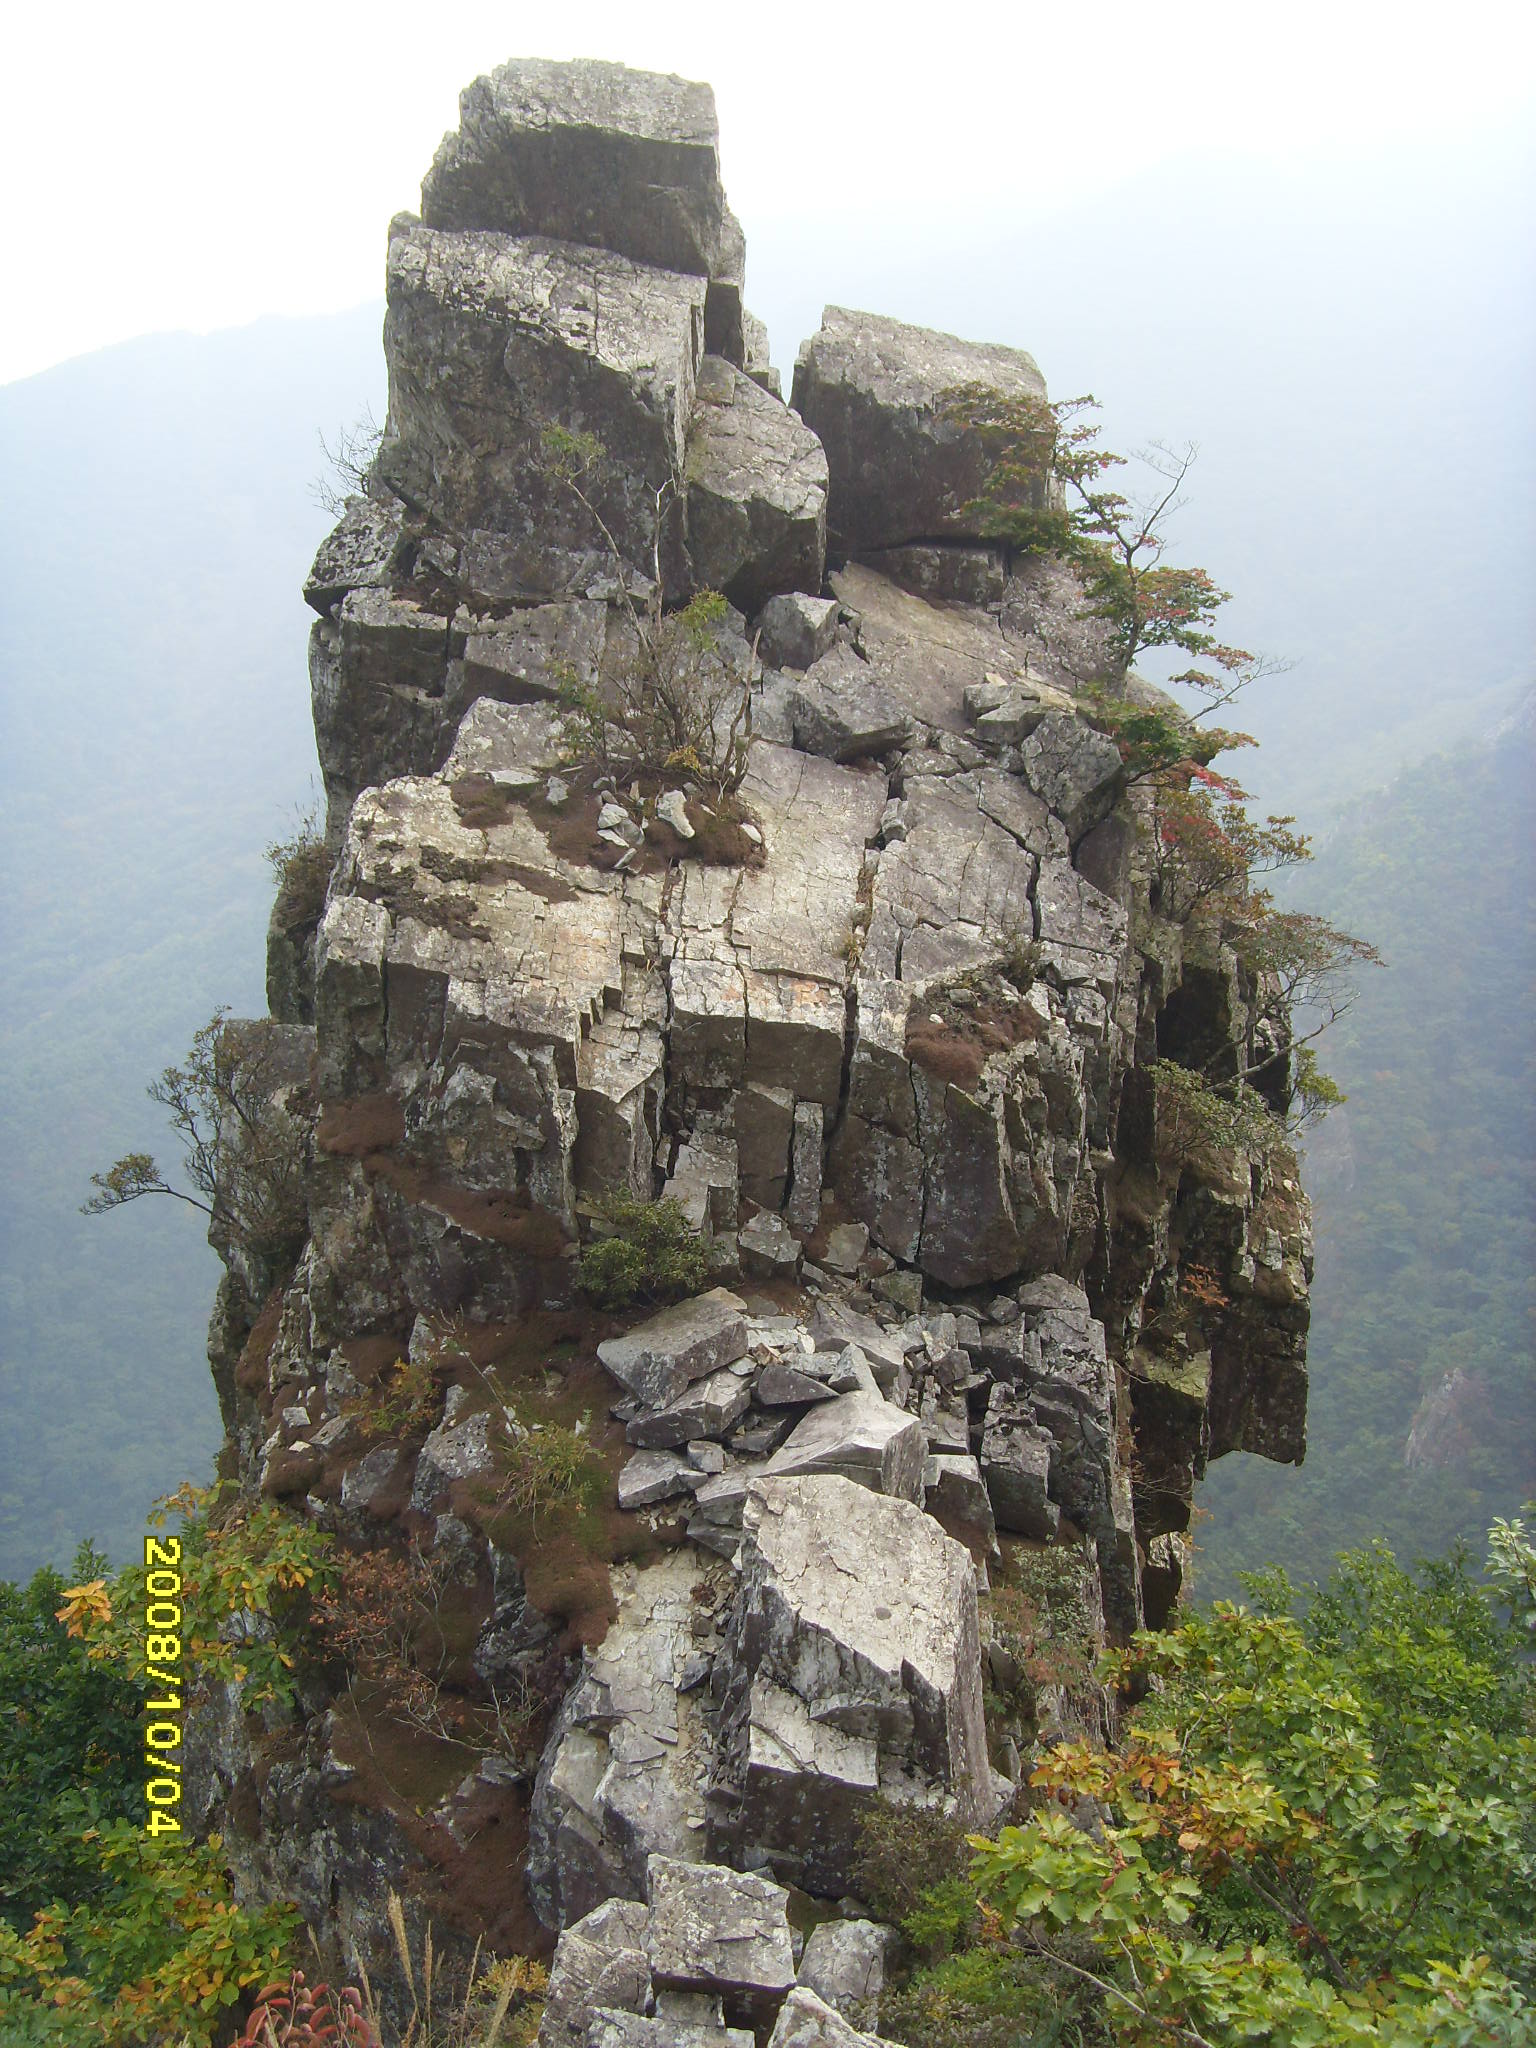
top-left (1197, 706), bottom-right (1536, 1594)
top-left (0, 308), bottom-right (385, 1577)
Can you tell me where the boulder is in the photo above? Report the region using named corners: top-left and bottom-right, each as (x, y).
top-left (1016, 713), bottom-right (1124, 844)
top-left (646, 1854), bottom-right (796, 2005)
top-left (756, 592), bottom-right (840, 672)
top-left (791, 306), bottom-right (1047, 558)
top-left (771, 1986), bottom-right (897, 2048)
top-left (789, 650), bottom-right (911, 763)
top-left (755, 1362), bottom-right (839, 1407)
top-left (379, 219), bottom-right (706, 588)
top-left (806, 1300), bottom-right (907, 1388)
top-left (686, 356), bottom-right (828, 614)
top-left (721, 1476), bottom-right (990, 1892)
top-left (537, 1896), bottom-right (654, 2048)
top-left (421, 58), bottom-right (738, 281)
top-left (765, 1391), bottom-right (925, 1503)
top-left (617, 1449), bottom-right (701, 1509)
top-left (627, 1366), bottom-right (753, 1449)
top-left (738, 1209), bottom-right (803, 1279)
top-left (923, 1453), bottom-right (1000, 1564)
top-left (820, 1222), bottom-right (868, 1276)
top-left (598, 1291), bottom-right (751, 1408)
top-left (796, 1920), bottom-right (896, 2026)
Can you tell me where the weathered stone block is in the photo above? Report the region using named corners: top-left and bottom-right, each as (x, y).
top-left (686, 356), bottom-right (828, 614)
top-left (422, 59), bottom-right (738, 279)
top-left (764, 1391), bottom-right (926, 1503)
top-left (792, 306), bottom-right (1047, 558)
top-left (598, 1290), bottom-right (750, 1407)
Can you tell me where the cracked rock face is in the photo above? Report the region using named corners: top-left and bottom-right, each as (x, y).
top-left (200, 52), bottom-right (1314, 2019)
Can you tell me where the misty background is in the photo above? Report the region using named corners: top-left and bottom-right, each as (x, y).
top-left (1, 84), bottom-right (1531, 1585)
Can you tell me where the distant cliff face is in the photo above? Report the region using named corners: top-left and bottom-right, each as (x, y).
top-left (201, 57), bottom-right (1310, 2033)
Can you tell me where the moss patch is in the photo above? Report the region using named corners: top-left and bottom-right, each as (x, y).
top-left (905, 975), bottom-right (1044, 1091)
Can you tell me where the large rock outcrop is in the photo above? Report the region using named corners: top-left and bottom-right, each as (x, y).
top-left (194, 54), bottom-right (1313, 2018)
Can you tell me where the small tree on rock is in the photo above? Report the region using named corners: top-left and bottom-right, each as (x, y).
top-left (83, 1009), bottom-right (311, 1275)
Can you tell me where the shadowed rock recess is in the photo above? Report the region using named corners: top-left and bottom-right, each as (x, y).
top-left (202, 57), bottom-right (1312, 2033)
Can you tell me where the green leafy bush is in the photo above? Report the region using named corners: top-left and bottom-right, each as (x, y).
top-left (969, 1522), bottom-right (1536, 2045)
top-left (576, 1195), bottom-right (708, 1308)
top-left (69, 1481), bottom-right (335, 1711)
top-left (0, 1822), bottom-right (297, 2045)
top-left (0, 1548), bottom-right (142, 1931)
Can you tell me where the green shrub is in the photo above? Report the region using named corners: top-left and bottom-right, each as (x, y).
top-left (882, 1943), bottom-right (1103, 2048)
top-left (577, 1196), bottom-right (708, 1308)
top-left (498, 1419), bottom-right (603, 1531)
top-left (265, 809), bottom-right (330, 930)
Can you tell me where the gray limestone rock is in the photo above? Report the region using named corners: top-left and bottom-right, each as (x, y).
top-left (792, 306), bottom-right (1047, 558)
top-left (739, 1210), bottom-right (802, 1279)
top-left (923, 1453), bottom-right (1000, 1565)
top-left (588, 2014), bottom-right (752, 2048)
top-left (769, 1987), bottom-right (898, 2048)
top-left (338, 1445), bottom-right (404, 1518)
top-left (764, 1393), bottom-right (925, 1503)
top-left (304, 492), bottom-right (405, 616)
top-left (754, 1362), bottom-right (840, 1407)
top-left (980, 1388), bottom-right (1060, 1540)
top-left (789, 649), bottom-right (911, 763)
top-left (646, 1854), bottom-right (796, 2003)
top-left (795, 1921), bottom-right (897, 2027)
top-left (862, 542), bottom-right (1006, 609)
top-left (1035, 856), bottom-right (1128, 997)
top-left (1016, 712), bottom-right (1125, 844)
top-left (529, 1554), bottom-right (723, 1929)
top-left (421, 59), bottom-right (737, 281)
top-left (627, 1366), bottom-right (754, 1449)
top-left (686, 356), bottom-right (828, 614)
top-left (409, 1410), bottom-right (499, 1511)
top-left (618, 1449), bottom-right (702, 1508)
top-left (806, 1300), bottom-right (907, 1389)
top-left (538, 1896), bottom-right (654, 2048)
top-left (379, 219), bottom-right (705, 589)
top-left (820, 1223), bottom-right (869, 1276)
top-left (656, 788), bottom-right (696, 839)
top-left (756, 592), bottom-right (840, 671)
top-left (786, 1100), bottom-right (824, 1235)
top-left (721, 1476), bottom-right (990, 1893)
top-left (598, 1291), bottom-right (751, 1408)
top-left (735, 1082), bottom-right (796, 1209)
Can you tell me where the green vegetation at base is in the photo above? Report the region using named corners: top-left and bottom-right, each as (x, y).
top-left (878, 1517), bottom-right (1536, 2047)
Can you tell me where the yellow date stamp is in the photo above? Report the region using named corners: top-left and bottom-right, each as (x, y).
top-left (142, 1534), bottom-right (184, 1837)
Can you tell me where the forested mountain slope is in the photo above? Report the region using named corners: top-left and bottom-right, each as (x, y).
top-left (0, 309), bottom-right (385, 1577)
top-left (1197, 707), bottom-right (1536, 1595)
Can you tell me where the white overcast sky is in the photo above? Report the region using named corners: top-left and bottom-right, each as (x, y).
top-left (3, 0), bottom-right (1533, 387)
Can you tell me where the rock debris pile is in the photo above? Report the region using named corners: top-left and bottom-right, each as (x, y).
top-left (202, 56), bottom-right (1314, 2038)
